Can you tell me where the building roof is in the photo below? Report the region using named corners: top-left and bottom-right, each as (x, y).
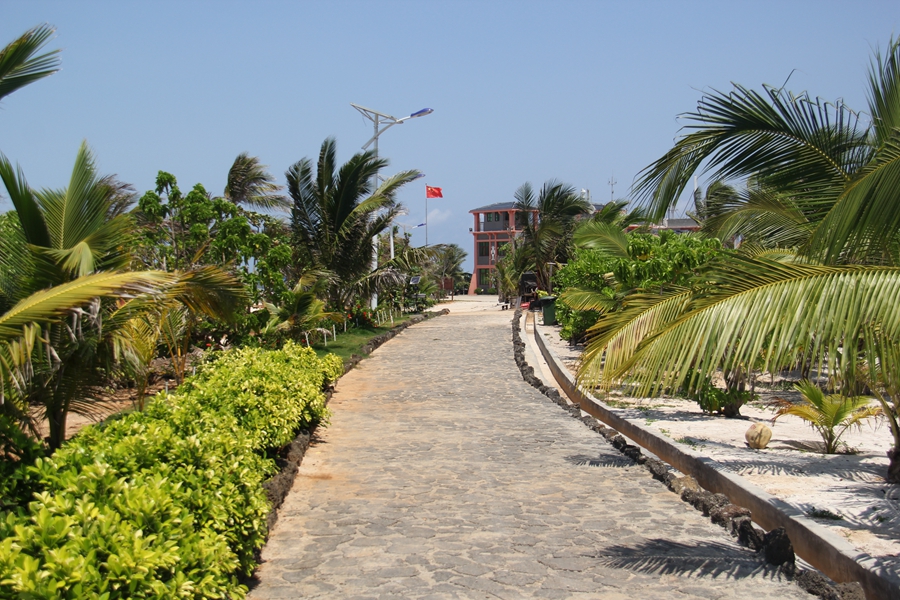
top-left (469, 202), bottom-right (607, 214)
top-left (470, 202), bottom-right (518, 213)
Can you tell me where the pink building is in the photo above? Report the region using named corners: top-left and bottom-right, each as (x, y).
top-left (467, 202), bottom-right (535, 294)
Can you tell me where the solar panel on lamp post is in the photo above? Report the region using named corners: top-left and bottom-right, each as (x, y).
top-left (351, 104), bottom-right (433, 310)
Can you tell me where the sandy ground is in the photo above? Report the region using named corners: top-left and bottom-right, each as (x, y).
top-left (531, 314), bottom-right (900, 575)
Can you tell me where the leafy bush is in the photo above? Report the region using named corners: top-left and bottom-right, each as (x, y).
top-left (346, 302), bottom-right (375, 328)
top-left (555, 232), bottom-right (724, 342)
top-left (676, 368), bottom-right (754, 417)
top-left (0, 342), bottom-right (339, 598)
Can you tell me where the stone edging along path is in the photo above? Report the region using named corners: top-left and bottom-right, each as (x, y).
top-left (260, 309), bottom-right (450, 532)
top-left (515, 308), bottom-right (898, 600)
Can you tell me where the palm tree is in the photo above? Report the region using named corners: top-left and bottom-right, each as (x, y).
top-left (771, 380), bottom-right (881, 454)
top-left (288, 137), bottom-right (421, 308)
top-left (224, 152), bottom-right (289, 211)
top-left (430, 244), bottom-right (467, 297)
top-left (514, 180), bottom-right (591, 291)
top-left (0, 24), bottom-right (60, 103)
top-left (579, 39), bottom-right (900, 481)
top-left (260, 272), bottom-right (342, 337)
top-left (0, 143), bottom-right (244, 448)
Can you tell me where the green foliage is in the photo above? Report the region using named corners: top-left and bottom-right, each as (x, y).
top-left (555, 231), bottom-right (723, 342)
top-left (0, 343), bottom-right (340, 598)
top-left (134, 170), bottom-right (292, 305)
top-left (675, 369), bottom-right (754, 417)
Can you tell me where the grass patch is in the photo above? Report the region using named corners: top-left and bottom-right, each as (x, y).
top-left (675, 436), bottom-right (700, 449)
top-left (309, 315), bottom-right (414, 362)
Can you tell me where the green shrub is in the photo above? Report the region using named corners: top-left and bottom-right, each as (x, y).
top-left (0, 343), bottom-right (340, 598)
top-left (677, 368), bottom-right (754, 417)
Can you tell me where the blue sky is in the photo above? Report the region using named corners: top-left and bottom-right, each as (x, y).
top-left (2, 1), bottom-right (898, 272)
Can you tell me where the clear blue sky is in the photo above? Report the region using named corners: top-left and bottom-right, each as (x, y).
top-left (2, 1), bottom-right (898, 272)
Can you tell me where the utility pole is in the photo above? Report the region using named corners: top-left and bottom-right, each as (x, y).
top-left (608, 174), bottom-right (617, 203)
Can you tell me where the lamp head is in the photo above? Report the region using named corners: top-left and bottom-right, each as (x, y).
top-left (409, 108), bottom-right (434, 118)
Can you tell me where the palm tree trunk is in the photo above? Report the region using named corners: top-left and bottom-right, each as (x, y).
top-left (888, 448), bottom-right (900, 483)
top-left (47, 407), bottom-right (66, 450)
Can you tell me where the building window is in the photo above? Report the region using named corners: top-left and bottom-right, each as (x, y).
top-left (478, 242), bottom-right (489, 257)
top-left (478, 269), bottom-right (491, 286)
top-left (494, 212), bottom-right (501, 222)
top-left (486, 213), bottom-right (493, 222)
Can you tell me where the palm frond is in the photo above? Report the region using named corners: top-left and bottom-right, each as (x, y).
top-left (0, 152), bottom-right (50, 247)
top-left (578, 287), bottom-right (694, 388)
top-left (0, 24), bottom-right (60, 102)
top-left (573, 221), bottom-right (630, 258)
top-left (602, 257), bottom-right (900, 395)
top-left (558, 286), bottom-right (615, 313)
top-left (224, 152), bottom-right (289, 210)
top-left (633, 83), bottom-right (869, 222)
top-left (0, 271), bottom-right (172, 342)
top-left (701, 186), bottom-right (814, 248)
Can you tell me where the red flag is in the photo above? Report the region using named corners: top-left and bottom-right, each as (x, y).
top-left (426, 185), bottom-right (443, 198)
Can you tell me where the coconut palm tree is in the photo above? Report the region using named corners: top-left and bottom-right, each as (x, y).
top-left (771, 380), bottom-right (881, 454)
top-left (430, 244), bottom-right (467, 297)
top-left (579, 38), bottom-right (900, 481)
top-left (224, 152), bottom-right (289, 211)
top-left (0, 143), bottom-right (244, 448)
top-left (287, 137), bottom-right (421, 308)
top-left (0, 24), bottom-right (60, 103)
top-left (513, 180), bottom-right (591, 291)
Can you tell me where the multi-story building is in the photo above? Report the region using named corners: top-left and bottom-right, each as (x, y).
top-left (467, 202), bottom-right (534, 294)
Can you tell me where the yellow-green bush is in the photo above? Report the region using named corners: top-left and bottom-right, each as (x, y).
top-left (0, 343), bottom-right (340, 598)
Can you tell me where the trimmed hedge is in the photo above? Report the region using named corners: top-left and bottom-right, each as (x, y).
top-left (0, 342), bottom-right (343, 599)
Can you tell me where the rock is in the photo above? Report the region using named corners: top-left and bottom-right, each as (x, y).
top-left (622, 445), bottom-right (645, 464)
top-left (645, 458), bottom-right (669, 480)
top-left (598, 427), bottom-right (617, 440)
top-left (681, 488), bottom-right (702, 505)
top-left (737, 518), bottom-right (765, 551)
top-left (710, 504), bottom-right (751, 527)
top-left (580, 416), bottom-right (596, 427)
top-left (762, 527), bottom-right (795, 567)
top-left (669, 475), bottom-right (701, 496)
top-left (745, 422), bottom-right (773, 449)
top-left (794, 570), bottom-right (840, 600)
top-left (610, 435), bottom-right (628, 450)
top-left (699, 493), bottom-right (731, 516)
top-left (730, 515), bottom-right (751, 536)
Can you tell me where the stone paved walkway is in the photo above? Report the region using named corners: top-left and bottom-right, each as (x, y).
top-left (249, 302), bottom-right (807, 599)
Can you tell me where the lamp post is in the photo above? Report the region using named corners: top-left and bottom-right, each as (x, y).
top-left (351, 104), bottom-right (433, 309)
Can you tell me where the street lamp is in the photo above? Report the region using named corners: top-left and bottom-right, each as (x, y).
top-left (351, 104), bottom-right (433, 309)
top-left (351, 104), bottom-right (434, 156)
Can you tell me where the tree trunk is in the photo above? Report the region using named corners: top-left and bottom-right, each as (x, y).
top-left (887, 447), bottom-right (900, 483)
top-left (47, 406), bottom-right (67, 451)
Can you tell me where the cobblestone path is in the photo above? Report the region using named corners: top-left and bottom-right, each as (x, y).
top-left (250, 305), bottom-right (806, 599)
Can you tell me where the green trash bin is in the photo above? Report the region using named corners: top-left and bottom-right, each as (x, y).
top-left (541, 296), bottom-right (557, 325)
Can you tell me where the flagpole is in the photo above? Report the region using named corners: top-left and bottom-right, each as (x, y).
top-left (425, 185), bottom-right (429, 247)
